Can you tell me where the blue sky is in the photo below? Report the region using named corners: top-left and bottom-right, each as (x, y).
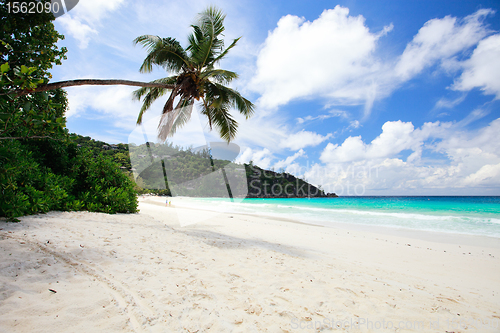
top-left (51, 0), bottom-right (500, 195)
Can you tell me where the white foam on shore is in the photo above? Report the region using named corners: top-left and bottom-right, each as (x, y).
top-left (160, 196), bottom-right (500, 239)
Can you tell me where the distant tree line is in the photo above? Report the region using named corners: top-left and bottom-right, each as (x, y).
top-left (72, 136), bottom-right (336, 199)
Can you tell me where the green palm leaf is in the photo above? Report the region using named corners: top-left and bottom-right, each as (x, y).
top-left (200, 69), bottom-right (238, 84)
top-left (133, 76), bottom-right (177, 124)
top-left (134, 35), bottom-right (189, 73)
top-left (206, 82), bottom-right (254, 119)
top-left (190, 7), bottom-right (226, 68)
top-left (212, 37), bottom-right (241, 64)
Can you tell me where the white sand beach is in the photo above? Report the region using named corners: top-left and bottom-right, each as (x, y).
top-left (1, 196), bottom-right (499, 332)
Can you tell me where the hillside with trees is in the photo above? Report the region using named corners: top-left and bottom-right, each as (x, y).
top-left (70, 134), bottom-right (337, 199)
top-left (0, 2), bottom-right (137, 221)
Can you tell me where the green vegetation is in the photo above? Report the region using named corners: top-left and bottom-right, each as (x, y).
top-left (129, 141), bottom-right (247, 197)
top-left (133, 6), bottom-right (254, 142)
top-left (73, 135), bottom-right (331, 199)
top-left (245, 163), bottom-right (329, 198)
top-left (0, 1), bottom-right (137, 221)
top-left (1, 0), bottom-right (67, 141)
top-left (70, 134), bottom-right (131, 170)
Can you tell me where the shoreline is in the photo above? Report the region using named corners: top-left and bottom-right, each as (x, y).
top-left (0, 199), bottom-right (499, 332)
top-left (144, 196), bottom-right (500, 247)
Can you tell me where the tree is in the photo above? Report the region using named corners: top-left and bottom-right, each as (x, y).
top-left (14, 6), bottom-right (254, 143)
top-left (133, 6), bottom-right (254, 142)
top-left (1, 0), bottom-right (68, 141)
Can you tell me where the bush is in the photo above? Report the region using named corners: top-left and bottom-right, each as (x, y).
top-left (73, 148), bottom-right (138, 214)
top-left (0, 139), bottom-right (138, 221)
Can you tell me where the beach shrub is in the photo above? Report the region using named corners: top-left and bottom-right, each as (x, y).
top-left (0, 140), bottom-right (138, 221)
top-left (72, 149), bottom-right (138, 214)
top-left (0, 140), bottom-right (71, 219)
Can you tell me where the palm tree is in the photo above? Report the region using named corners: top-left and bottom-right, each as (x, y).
top-left (133, 6), bottom-right (254, 142)
top-left (16, 6), bottom-right (254, 142)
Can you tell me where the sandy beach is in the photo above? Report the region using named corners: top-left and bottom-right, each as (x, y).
top-left (1, 196), bottom-right (499, 332)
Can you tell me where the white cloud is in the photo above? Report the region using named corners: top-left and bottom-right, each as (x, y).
top-left (463, 163), bottom-right (500, 186)
top-left (235, 147), bottom-right (274, 169)
top-left (308, 118), bottom-right (500, 195)
top-left (250, 6), bottom-right (387, 109)
top-left (394, 9), bottom-right (493, 80)
top-left (273, 149), bottom-right (306, 171)
top-left (65, 85), bottom-right (141, 129)
top-left (434, 94), bottom-right (467, 109)
top-left (320, 120), bottom-right (444, 164)
top-left (452, 34), bottom-right (500, 99)
top-left (56, 0), bottom-right (126, 49)
top-left (347, 120), bottom-right (360, 130)
top-left (70, 0), bottom-right (126, 24)
top-left (58, 15), bottom-right (97, 49)
top-left (435, 118), bottom-right (500, 166)
top-left (296, 109), bottom-right (349, 124)
top-left (250, 7), bottom-right (495, 117)
top-left (279, 130), bottom-right (332, 150)
top-left (464, 163), bottom-right (500, 186)
top-left (454, 108), bottom-right (490, 127)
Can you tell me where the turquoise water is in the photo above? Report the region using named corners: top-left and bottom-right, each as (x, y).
top-left (183, 197), bottom-right (500, 238)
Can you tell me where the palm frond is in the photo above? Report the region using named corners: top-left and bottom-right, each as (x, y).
top-left (132, 76), bottom-right (177, 100)
top-left (134, 35), bottom-right (189, 73)
top-left (133, 76), bottom-right (178, 124)
top-left (158, 99), bottom-right (194, 141)
top-left (205, 82), bottom-right (254, 119)
top-left (212, 37), bottom-right (241, 65)
top-left (199, 6), bottom-right (226, 39)
top-left (211, 105), bottom-right (238, 142)
top-left (186, 25), bottom-right (204, 58)
top-left (201, 84), bottom-right (238, 142)
top-left (190, 6), bottom-right (226, 68)
top-left (200, 69), bottom-right (238, 84)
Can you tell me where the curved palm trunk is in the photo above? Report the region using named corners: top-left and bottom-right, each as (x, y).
top-left (15, 79), bottom-right (175, 97)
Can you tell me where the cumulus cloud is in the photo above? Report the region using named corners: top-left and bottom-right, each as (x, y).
top-left (235, 148), bottom-right (274, 169)
top-left (56, 0), bottom-right (125, 49)
top-left (307, 118), bottom-right (500, 195)
top-left (250, 7), bottom-right (495, 117)
top-left (279, 130), bottom-right (332, 150)
top-left (451, 34), bottom-right (500, 99)
top-left (394, 9), bottom-right (493, 80)
top-left (273, 149), bottom-right (306, 171)
top-left (320, 120), bottom-right (448, 164)
top-left (250, 6), bottom-right (387, 109)
top-left (463, 163), bottom-right (500, 186)
top-left (58, 15), bottom-right (97, 49)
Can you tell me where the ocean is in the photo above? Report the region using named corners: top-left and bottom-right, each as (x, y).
top-left (177, 196), bottom-right (500, 238)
